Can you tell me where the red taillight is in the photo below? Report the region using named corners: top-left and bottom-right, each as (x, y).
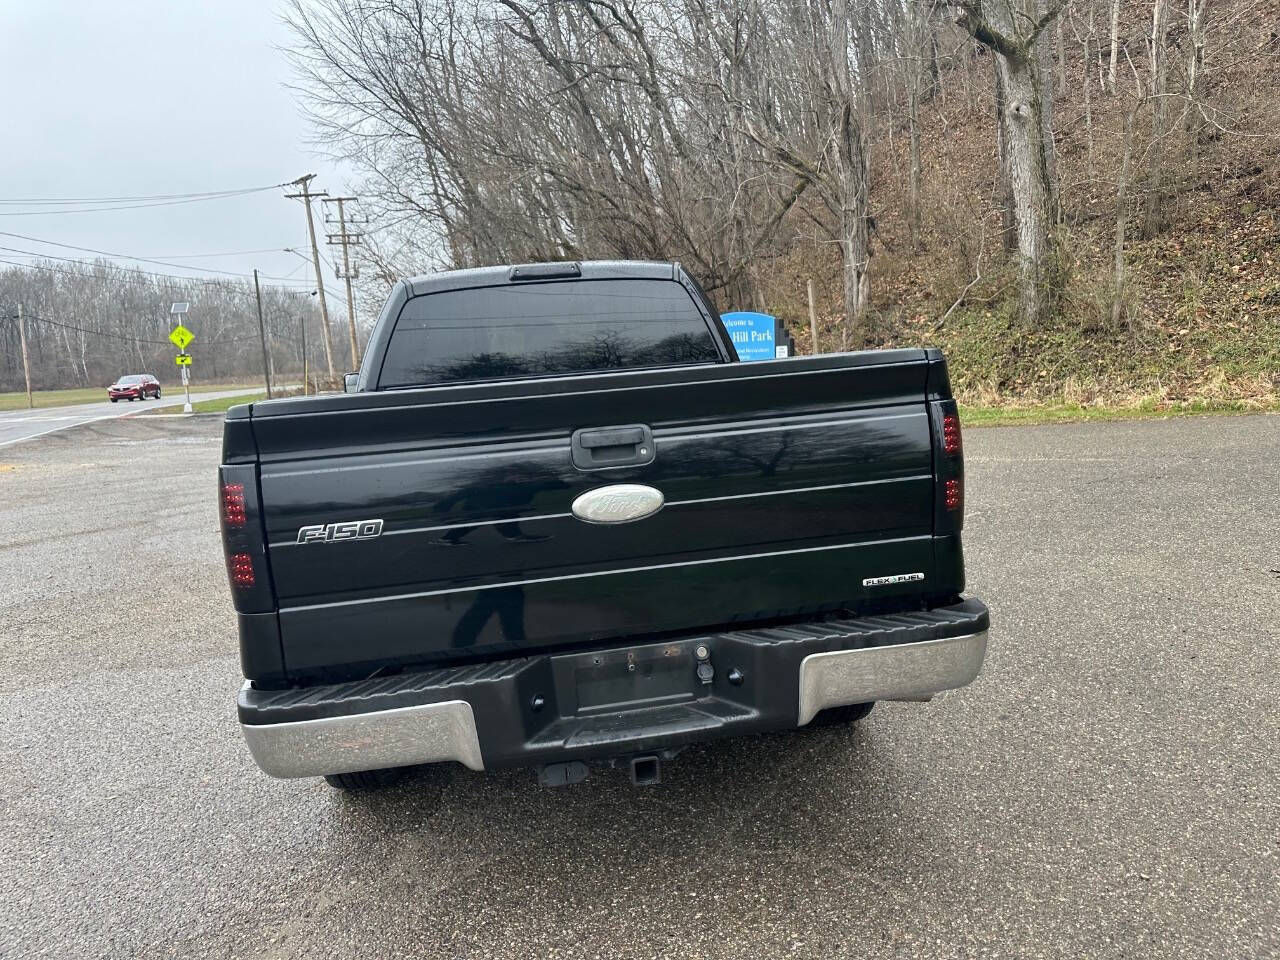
top-left (942, 414), bottom-right (962, 456)
top-left (222, 483), bottom-right (246, 527)
top-left (229, 552), bottom-right (255, 588)
top-left (220, 464), bottom-right (271, 612)
top-left (944, 477), bottom-right (963, 511)
top-left (933, 400), bottom-right (964, 531)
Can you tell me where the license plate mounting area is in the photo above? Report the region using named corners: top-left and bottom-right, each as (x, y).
top-left (553, 642), bottom-right (698, 715)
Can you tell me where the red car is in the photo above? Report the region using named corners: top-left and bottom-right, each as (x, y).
top-left (108, 374), bottom-right (161, 402)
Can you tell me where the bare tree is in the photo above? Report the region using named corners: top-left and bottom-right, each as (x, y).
top-left (903, 0), bottom-right (940, 250)
top-left (1107, 0), bottom-right (1122, 91)
top-left (827, 0), bottom-right (875, 329)
top-left (1078, 0), bottom-right (1097, 180)
top-left (1112, 100), bottom-right (1139, 327)
top-left (993, 58), bottom-right (1018, 254)
top-left (1143, 0), bottom-right (1172, 237)
top-left (271, 0), bottom-right (1278, 348)
top-left (1055, 14), bottom-right (1067, 93)
top-left (0, 260), bottom-right (320, 391)
top-left (1184, 0), bottom-right (1208, 137)
top-left (952, 0), bottom-right (1066, 320)
top-left (702, 0), bottom-right (880, 339)
top-left (1037, 0), bottom-right (1061, 211)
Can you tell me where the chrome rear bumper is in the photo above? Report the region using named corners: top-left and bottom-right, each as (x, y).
top-left (241, 697), bottom-right (484, 778)
top-left (797, 630), bottom-right (988, 725)
top-left (239, 602), bottom-right (989, 779)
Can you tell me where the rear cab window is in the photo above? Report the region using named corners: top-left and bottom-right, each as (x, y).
top-left (377, 278), bottom-right (721, 388)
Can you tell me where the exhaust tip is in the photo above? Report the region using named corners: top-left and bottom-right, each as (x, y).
top-left (630, 755), bottom-right (662, 786)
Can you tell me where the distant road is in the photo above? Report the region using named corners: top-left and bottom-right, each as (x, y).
top-left (0, 388), bottom-right (265, 448)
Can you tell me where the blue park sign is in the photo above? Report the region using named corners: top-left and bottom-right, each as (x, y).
top-left (720, 311), bottom-right (790, 362)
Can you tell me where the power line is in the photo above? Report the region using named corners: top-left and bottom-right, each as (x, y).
top-left (12, 312), bottom-right (258, 347)
top-left (0, 256), bottom-right (210, 288)
top-left (0, 256), bottom-right (316, 297)
top-left (0, 230), bottom-right (314, 282)
top-left (18, 314), bottom-right (172, 345)
top-left (0, 249), bottom-right (303, 289)
top-left (5, 245), bottom-right (296, 260)
top-left (140, 247), bottom-right (293, 260)
top-left (0, 185), bottom-right (287, 216)
top-left (0, 184), bottom-right (287, 204)
top-left (276, 260), bottom-right (310, 281)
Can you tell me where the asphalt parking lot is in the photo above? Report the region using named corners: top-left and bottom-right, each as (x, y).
top-left (2, 412), bottom-right (1278, 959)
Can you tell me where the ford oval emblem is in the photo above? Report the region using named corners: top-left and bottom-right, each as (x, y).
top-left (571, 484), bottom-right (665, 524)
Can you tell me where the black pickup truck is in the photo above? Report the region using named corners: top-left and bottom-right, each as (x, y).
top-left (219, 260), bottom-right (989, 789)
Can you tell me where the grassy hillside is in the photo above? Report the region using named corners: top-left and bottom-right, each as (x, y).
top-left (757, 9), bottom-right (1280, 411)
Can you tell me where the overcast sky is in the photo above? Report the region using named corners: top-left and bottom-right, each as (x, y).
top-left (0, 0), bottom-right (353, 302)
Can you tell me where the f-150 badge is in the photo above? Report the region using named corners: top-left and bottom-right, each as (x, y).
top-left (296, 519), bottom-right (384, 544)
top-left (571, 484), bottom-right (664, 524)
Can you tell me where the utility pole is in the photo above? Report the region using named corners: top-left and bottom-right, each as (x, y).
top-left (302, 294), bottom-right (311, 395)
top-left (324, 196), bottom-right (362, 370)
top-left (284, 175), bottom-right (335, 384)
top-left (17, 303), bottom-right (33, 408)
top-left (252, 270), bottom-right (274, 399)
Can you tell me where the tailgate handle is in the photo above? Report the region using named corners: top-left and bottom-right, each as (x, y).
top-left (571, 424), bottom-right (655, 470)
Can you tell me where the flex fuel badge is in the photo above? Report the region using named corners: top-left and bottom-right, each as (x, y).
top-left (862, 572), bottom-right (925, 587)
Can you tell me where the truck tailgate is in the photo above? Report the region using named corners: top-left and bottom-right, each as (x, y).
top-left (248, 350), bottom-right (940, 680)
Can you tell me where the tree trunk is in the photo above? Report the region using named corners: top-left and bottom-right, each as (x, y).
top-left (749, 265), bottom-right (766, 313)
top-left (908, 77), bottom-right (923, 250)
top-left (906, 0), bottom-right (926, 251)
top-left (1037, 0), bottom-right (1060, 215)
top-left (1108, 0), bottom-right (1122, 92)
top-left (77, 333), bottom-right (90, 386)
top-left (994, 61), bottom-right (1018, 255)
top-left (965, 40), bottom-right (981, 114)
top-left (1055, 17), bottom-right (1067, 93)
top-left (839, 125), bottom-right (872, 340)
top-left (1083, 35), bottom-right (1095, 182)
top-left (829, 0), bottom-right (872, 342)
top-left (807, 277), bottom-right (820, 354)
top-left (57, 327), bottom-right (75, 385)
top-left (1112, 104), bottom-right (1136, 327)
top-left (1083, 1), bottom-right (1096, 181)
top-left (997, 53), bottom-right (1055, 322)
top-left (1142, 0), bottom-right (1171, 237)
top-left (1185, 0), bottom-right (1207, 138)
top-left (928, 32), bottom-right (942, 94)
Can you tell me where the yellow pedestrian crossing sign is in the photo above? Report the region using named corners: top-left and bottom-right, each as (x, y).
top-left (169, 324), bottom-right (194, 351)
top-left (175, 354), bottom-right (192, 366)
